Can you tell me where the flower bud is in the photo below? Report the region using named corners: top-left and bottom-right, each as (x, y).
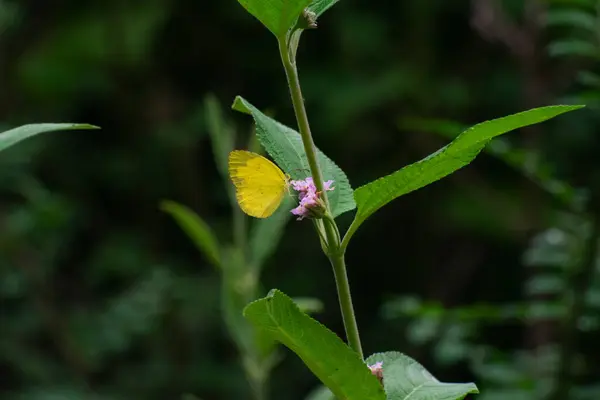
top-left (299, 8), bottom-right (318, 29)
top-left (368, 361), bottom-right (384, 384)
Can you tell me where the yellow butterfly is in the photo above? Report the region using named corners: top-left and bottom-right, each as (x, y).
top-left (228, 150), bottom-right (289, 218)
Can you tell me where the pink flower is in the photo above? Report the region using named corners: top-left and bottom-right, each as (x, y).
top-left (291, 204), bottom-right (309, 219)
top-left (290, 179), bottom-right (313, 194)
top-left (289, 177), bottom-right (334, 220)
top-left (289, 177), bottom-right (334, 197)
top-left (291, 191), bottom-right (319, 220)
top-left (368, 361), bottom-right (384, 383)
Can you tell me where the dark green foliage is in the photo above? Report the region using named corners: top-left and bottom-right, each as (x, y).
top-left (1, 1), bottom-right (600, 399)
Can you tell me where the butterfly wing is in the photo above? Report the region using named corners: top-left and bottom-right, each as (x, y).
top-left (228, 150), bottom-right (287, 218)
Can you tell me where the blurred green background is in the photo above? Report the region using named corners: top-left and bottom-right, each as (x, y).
top-left (2, 0), bottom-right (600, 399)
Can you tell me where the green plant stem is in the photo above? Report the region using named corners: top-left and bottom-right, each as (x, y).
top-left (340, 216), bottom-right (362, 254)
top-left (323, 214), bottom-right (341, 243)
top-left (330, 252), bottom-right (364, 358)
top-left (551, 206), bottom-right (600, 400)
top-left (278, 38), bottom-right (339, 249)
top-left (278, 37), bottom-right (363, 358)
top-left (248, 372), bottom-right (267, 400)
top-left (278, 39), bottom-right (328, 201)
top-left (278, 38), bottom-right (338, 250)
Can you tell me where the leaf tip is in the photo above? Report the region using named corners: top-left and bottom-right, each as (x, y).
top-left (57, 123), bottom-right (101, 130)
top-left (79, 124), bottom-right (102, 130)
top-left (158, 199), bottom-right (176, 213)
top-left (242, 296), bottom-right (265, 318)
top-left (243, 289), bottom-right (288, 318)
top-left (232, 96), bottom-right (251, 115)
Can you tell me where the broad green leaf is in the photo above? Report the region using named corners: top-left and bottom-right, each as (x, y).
top-left (244, 290), bottom-right (385, 400)
top-left (237, 0), bottom-right (312, 37)
top-left (353, 105), bottom-right (584, 227)
top-left (366, 352), bottom-right (478, 400)
top-left (0, 123), bottom-right (99, 153)
top-left (307, 0), bottom-right (340, 17)
top-left (160, 201), bottom-right (221, 269)
top-left (204, 94), bottom-right (235, 182)
top-left (250, 196), bottom-right (293, 269)
top-left (397, 116), bottom-right (580, 208)
top-left (233, 96), bottom-right (356, 218)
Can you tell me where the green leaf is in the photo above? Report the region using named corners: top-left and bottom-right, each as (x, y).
top-left (353, 105), bottom-right (584, 227)
top-left (233, 96), bottom-right (356, 218)
top-left (237, 0), bottom-right (312, 37)
top-left (160, 201), bottom-right (221, 269)
top-left (398, 116), bottom-right (580, 208)
top-left (244, 290), bottom-right (385, 400)
top-left (366, 352), bottom-right (478, 400)
top-left (548, 39), bottom-right (600, 59)
top-left (307, 0), bottom-right (341, 17)
top-left (0, 123), bottom-right (99, 153)
top-left (546, 10), bottom-right (596, 31)
top-left (250, 196), bottom-right (293, 269)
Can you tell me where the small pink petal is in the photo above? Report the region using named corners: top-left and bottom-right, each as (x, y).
top-left (368, 362), bottom-right (384, 382)
top-left (305, 177), bottom-right (317, 192)
top-left (291, 204), bottom-right (309, 220)
top-left (290, 180), bottom-right (309, 192)
top-left (300, 193), bottom-right (318, 207)
top-left (368, 362), bottom-right (383, 372)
